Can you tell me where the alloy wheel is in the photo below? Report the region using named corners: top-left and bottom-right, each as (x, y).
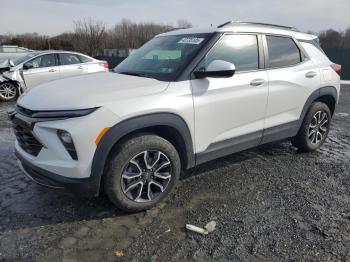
top-left (121, 150), bottom-right (172, 203)
top-left (0, 83), bottom-right (17, 101)
top-left (308, 111), bottom-right (329, 145)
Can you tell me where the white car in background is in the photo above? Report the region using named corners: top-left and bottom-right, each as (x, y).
top-left (0, 51), bottom-right (109, 101)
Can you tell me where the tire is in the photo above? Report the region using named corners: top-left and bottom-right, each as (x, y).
top-left (291, 102), bottom-right (331, 152)
top-left (104, 134), bottom-right (181, 212)
top-left (0, 82), bottom-right (18, 102)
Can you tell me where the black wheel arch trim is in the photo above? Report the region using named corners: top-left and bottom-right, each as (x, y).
top-left (297, 86), bottom-right (338, 130)
top-left (90, 86), bottom-right (337, 182)
top-left (91, 112), bottom-right (195, 179)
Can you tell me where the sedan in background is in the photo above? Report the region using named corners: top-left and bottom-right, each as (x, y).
top-left (0, 51), bottom-right (108, 101)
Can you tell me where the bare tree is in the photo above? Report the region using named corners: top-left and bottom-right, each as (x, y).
top-left (72, 18), bottom-right (107, 56)
top-left (107, 19), bottom-right (172, 49)
top-left (319, 29), bottom-right (344, 49)
top-left (177, 19), bottom-right (192, 29)
top-left (343, 29), bottom-right (350, 48)
top-left (1, 33), bottom-right (49, 50)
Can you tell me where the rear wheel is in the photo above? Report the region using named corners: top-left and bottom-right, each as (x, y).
top-left (292, 102), bottom-right (331, 152)
top-left (0, 82), bottom-right (18, 102)
top-left (104, 134), bottom-right (181, 212)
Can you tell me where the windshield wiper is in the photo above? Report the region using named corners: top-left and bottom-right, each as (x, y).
top-left (118, 71), bottom-right (146, 77)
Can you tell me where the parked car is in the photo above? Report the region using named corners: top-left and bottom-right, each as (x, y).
top-left (10, 22), bottom-right (341, 212)
top-left (0, 50), bottom-right (109, 101)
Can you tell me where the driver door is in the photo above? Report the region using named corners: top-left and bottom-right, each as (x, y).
top-left (22, 54), bottom-right (60, 88)
top-left (191, 34), bottom-right (269, 160)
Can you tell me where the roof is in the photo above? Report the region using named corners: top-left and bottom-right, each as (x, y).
top-left (159, 21), bottom-right (317, 41)
top-left (33, 50), bottom-right (83, 55)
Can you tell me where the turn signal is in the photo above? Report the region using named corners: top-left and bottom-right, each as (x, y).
top-left (95, 127), bottom-right (110, 145)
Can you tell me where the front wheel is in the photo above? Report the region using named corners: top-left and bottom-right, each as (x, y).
top-left (292, 102), bottom-right (331, 152)
top-left (0, 82), bottom-right (18, 102)
top-left (104, 134), bottom-right (181, 212)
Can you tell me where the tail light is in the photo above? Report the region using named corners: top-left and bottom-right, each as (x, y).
top-left (99, 61), bottom-right (109, 70)
top-left (331, 63), bottom-right (342, 76)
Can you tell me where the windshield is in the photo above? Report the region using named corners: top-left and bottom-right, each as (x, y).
top-left (12, 52), bottom-right (40, 66)
top-left (114, 33), bottom-right (212, 81)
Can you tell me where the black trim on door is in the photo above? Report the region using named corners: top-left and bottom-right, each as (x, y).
top-left (260, 121), bottom-right (299, 144)
top-left (195, 86), bottom-right (338, 166)
top-left (196, 131), bottom-right (262, 165)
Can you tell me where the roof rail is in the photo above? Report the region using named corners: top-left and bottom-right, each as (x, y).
top-left (217, 21), bottom-right (299, 32)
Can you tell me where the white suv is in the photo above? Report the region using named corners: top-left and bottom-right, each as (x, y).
top-left (10, 22), bottom-right (341, 212)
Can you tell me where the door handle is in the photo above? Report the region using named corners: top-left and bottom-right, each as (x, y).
top-left (305, 71), bottom-right (317, 78)
top-left (77, 66), bottom-right (83, 69)
top-left (48, 69), bottom-right (57, 73)
top-left (250, 79), bottom-right (265, 87)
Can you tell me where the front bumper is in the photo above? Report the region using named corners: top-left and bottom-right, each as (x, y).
top-left (15, 148), bottom-right (101, 197)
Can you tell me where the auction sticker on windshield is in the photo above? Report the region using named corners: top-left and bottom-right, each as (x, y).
top-left (178, 37), bottom-right (204, 45)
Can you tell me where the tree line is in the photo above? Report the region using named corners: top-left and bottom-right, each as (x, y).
top-left (318, 29), bottom-right (350, 49)
top-left (0, 19), bottom-right (191, 57)
top-left (0, 19), bottom-right (349, 57)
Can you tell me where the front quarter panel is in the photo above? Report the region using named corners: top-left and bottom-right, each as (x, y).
top-left (100, 80), bottom-right (196, 149)
top-left (19, 107), bottom-right (120, 179)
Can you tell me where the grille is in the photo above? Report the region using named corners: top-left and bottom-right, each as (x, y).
top-left (13, 124), bottom-right (43, 156)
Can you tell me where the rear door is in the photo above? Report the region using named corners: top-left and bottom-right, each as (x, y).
top-left (58, 53), bottom-right (88, 78)
top-left (22, 53), bottom-right (60, 88)
top-left (262, 35), bottom-right (321, 141)
top-left (191, 34), bottom-right (269, 157)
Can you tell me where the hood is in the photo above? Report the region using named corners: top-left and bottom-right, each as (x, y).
top-left (18, 72), bottom-right (169, 111)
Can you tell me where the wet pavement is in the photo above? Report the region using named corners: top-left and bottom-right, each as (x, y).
top-left (1, 85), bottom-right (350, 261)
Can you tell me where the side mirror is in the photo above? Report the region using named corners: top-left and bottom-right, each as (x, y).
top-left (23, 63), bottom-right (33, 70)
top-left (194, 60), bottom-right (236, 79)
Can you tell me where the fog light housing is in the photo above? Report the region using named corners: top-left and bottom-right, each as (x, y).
top-left (57, 130), bottom-right (78, 160)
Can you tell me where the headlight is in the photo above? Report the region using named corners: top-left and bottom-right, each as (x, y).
top-left (57, 130), bottom-right (78, 160)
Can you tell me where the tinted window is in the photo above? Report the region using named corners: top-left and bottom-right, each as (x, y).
top-left (202, 34), bottom-right (259, 72)
top-left (59, 53), bottom-right (81, 65)
top-left (78, 55), bottom-right (93, 63)
top-left (266, 36), bottom-right (301, 68)
top-left (25, 54), bottom-right (56, 68)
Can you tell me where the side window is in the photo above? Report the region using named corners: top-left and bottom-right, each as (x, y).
top-left (59, 53), bottom-right (82, 65)
top-left (24, 54), bottom-right (56, 69)
top-left (266, 36), bottom-right (302, 68)
top-left (78, 55), bottom-right (93, 63)
top-left (202, 34), bottom-right (259, 72)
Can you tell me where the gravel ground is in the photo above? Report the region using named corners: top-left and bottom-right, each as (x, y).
top-left (0, 85), bottom-right (350, 262)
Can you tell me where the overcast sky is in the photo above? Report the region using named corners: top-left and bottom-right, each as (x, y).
top-left (1, 0), bottom-right (349, 35)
